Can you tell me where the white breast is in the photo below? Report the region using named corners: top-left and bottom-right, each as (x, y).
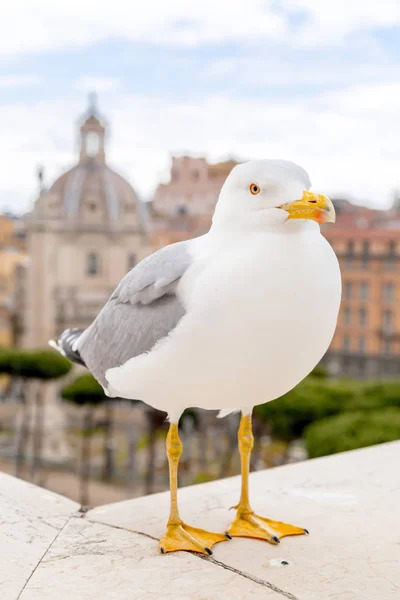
top-left (106, 226), bottom-right (341, 416)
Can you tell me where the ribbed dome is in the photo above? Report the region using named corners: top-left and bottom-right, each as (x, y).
top-left (48, 161), bottom-right (144, 222)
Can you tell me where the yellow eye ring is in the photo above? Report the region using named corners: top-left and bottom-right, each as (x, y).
top-left (249, 183), bottom-right (260, 195)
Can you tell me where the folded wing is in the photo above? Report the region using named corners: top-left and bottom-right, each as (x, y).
top-left (57, 238), bottom-right (197, 391)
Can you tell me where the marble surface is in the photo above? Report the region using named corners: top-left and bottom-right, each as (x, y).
top-left (2, 442), bottom-right (400, 600)
top-left (0, 472), bottom-right (78, 600)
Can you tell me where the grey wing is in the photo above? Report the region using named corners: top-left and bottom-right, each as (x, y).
top-left (76, 238), bottom-right (196, 389)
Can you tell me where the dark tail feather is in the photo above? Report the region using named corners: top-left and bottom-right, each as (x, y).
top-left (49, 328), bottom-right (86, 367)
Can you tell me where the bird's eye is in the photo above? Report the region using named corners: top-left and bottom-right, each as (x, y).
top-left (249, 183), bottom-right (260, 195)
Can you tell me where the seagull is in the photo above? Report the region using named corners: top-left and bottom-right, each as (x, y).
top-left (51, 159), bottom-right (341, 556)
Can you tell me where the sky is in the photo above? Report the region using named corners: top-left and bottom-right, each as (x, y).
top-left (1, 0), bottom-right (400, 214)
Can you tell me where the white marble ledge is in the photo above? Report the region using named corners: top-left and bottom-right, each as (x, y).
top-left (0, 472), bottom-right (79, 600)
top-left (1, 442), bottom-right (400, 600)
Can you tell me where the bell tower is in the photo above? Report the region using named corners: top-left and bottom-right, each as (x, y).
top-left (79, 93), bottom-right (106, 163)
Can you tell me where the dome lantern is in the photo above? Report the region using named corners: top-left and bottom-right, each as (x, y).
top-left (79, 93), bottom-right (106, 164)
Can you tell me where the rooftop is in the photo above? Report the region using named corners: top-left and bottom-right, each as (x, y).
top-left (2, 441), bottom-right (399, 600)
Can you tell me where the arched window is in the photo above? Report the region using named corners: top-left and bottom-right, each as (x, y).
top-left (86, 251), bottom-right (100, 276)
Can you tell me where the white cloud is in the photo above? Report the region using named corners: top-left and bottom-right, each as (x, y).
top-left (1, 0), bottom-right (399, 60)
top-left (0, 1), bottom-right (286, 59)
top-left (0, 81), bottom-right (398, 213)
top-left (0, 75), bottom-right (41, 87)
top-left (203, 56), bottom-right (399, 89)
top-left (77, 76), bottom-right (119, 93)
top-left (283, 0), bottom-right (400, 44)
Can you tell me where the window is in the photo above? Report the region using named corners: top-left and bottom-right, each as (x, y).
top-left (358, 336), bottom-right (366, 354)
top-left (128, 253), bottom-right (136, 270)
top-left (192, 169), bottom-right (199, 181)
top-left (344, 281), bottom-right (352, 300)
top-left (172, 169), bottom-right (179, 182)
top-left (384, 282), bottom-right (394, 303)
top-left (345, 241), bottom-right (354, 269)
top-left (361, 241), bottom-right (369, 269)
top-left (86, 252), bottom-right (100, 276)
top-left (343, 335), bottom-right (350, 352)
top-left (383, 339), bottom-right (392, 355)
top-left (383, 310), bottom-right (392, 332)
top-left (360, 281), bottom-right (369, 301)
top-left (386, 241), bottom-right (396, 271)
top-left (89, 202), bottom-right (97, 212)
top-left (344, 306), bottom-right (351, 326)
top-left (359, 308), bottom-right (367, 327)
top-left (386, 257), bottom-right (395, 271)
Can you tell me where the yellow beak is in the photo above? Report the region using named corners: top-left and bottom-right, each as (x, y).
top-left (279, 190), bottom-right (336, 224)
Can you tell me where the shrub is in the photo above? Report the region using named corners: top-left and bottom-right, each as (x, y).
top-left (310, 364), bottom-right (328, 379)
top-left (347, 381), bottom-right (400, 411)
top-left (304, 408), bottom-right (400, 458)
top-left (0, 348), bottom-right (14, 374)
top-left (254, 378), bottom-right (358, 440)
top-left (61, 374), bottom-right (106, 406)
top-left (0, 348), bottom-right (71, 379)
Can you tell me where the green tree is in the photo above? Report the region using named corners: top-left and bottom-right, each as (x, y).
top-left (61, 374), bottom-right (107, 506)
top-left (304, 408), bottom-right (400, 458)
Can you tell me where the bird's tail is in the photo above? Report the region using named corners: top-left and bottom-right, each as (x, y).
top-left (49, 328), bottom-right (86, 367)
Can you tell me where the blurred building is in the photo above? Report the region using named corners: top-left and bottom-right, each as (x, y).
top-left (6, 95), bottom-right (400, 379)
top-left (0, 215), bottom-right (27, 346)
top-left (151, 156), bottom-right (237, 248)
top-left (15, 98), bottom-right (150, 348)
top-left (324, 199), bottom-right (400, 378)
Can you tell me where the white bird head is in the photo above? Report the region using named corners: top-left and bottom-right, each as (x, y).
top-left (212, 159), bottom-right (335, 231)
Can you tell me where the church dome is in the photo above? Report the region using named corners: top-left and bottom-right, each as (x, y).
top-left (38, 96), bottom-right (147, 228)
top-left (48, 161), bottom-right (144, 222)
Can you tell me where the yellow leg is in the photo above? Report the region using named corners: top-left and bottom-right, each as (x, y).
top-left (228, 413), bottom-right (308, 544)
top-left (159, 422), bottom-right (229, 555)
